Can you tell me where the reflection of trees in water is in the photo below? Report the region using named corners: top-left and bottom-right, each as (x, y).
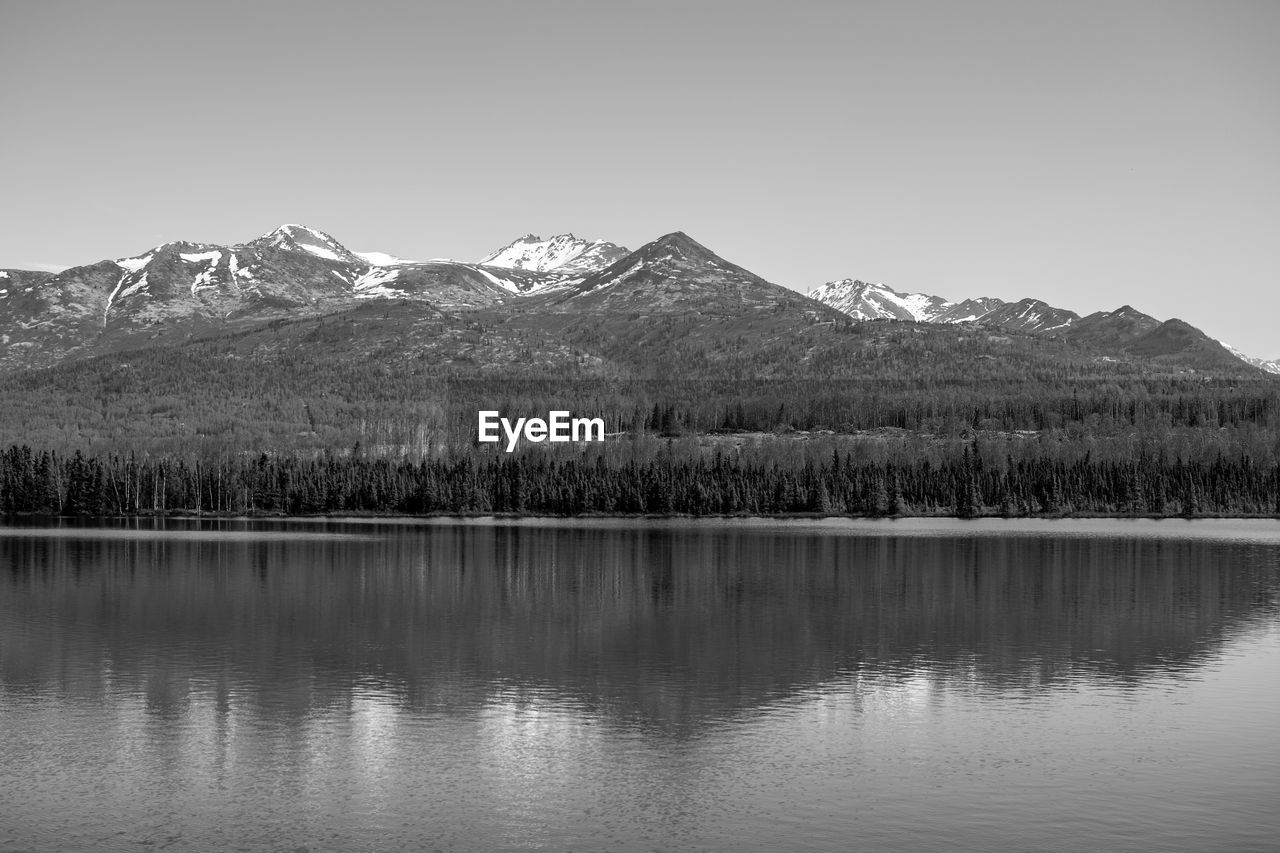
top-left (1, 525), bottom-right (1277, 729)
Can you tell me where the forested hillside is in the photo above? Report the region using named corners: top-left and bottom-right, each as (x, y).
top-left (1, 297), bottom-right (1276, 457)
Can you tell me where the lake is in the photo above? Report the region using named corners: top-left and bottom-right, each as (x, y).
top-left (2, 518), bottom-right (1278, 852)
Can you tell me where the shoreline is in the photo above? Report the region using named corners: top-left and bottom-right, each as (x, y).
top-left (6, 515), bottom-right (1280, 545)
top-left (5, 509), bottom-right (1279, 523)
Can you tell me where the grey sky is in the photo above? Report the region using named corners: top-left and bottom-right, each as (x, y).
top-left (2, 0), bottom-right (1277, 356)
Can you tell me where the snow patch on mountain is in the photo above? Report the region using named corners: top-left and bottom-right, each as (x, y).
top-left (353, 268), bottom-right (402, 298)
top-left (355, 251), bottom-right (416, 267)
top-left (482, 234), bottom-right (588, 271)
top-left (467, 265), bottom-right (519, 293)
top-left (120, 273), bottom-right (150, 301)
top-left (104, 277), bottom-right (127, 325)
top-left (591, 260), bottom-right (644, 293)
top-left (480, 234), bottom-right (627, 275)
top-left (190, 253), bottom-right (222, 294)
top-left (297, 243), bottom-right (344, 262)
top-left (810, 279), bottom-right (953, 322)
top-left (116, 254), bottom-right (153, 273)
top-left (898, 292), bottom-right (949, 321)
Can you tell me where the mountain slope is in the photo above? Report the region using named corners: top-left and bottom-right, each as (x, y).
top-left (3, 289), bottom-right (1273, 454)
top-left (554, 231), bottom-right (840, 318)
top-left (1124, 319), bottom-right (1249, 371)
top-left (975, 299), bottom-right (1079, 334)
top-left (0, 260), bottom-right (124, 365)
top-left (0, 269), bottom-right (55, 290)
top-left (1064, 305), bottom-right (1162, 348)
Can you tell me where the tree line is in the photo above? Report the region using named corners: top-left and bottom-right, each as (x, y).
top-left (3, 443), bottom-right (1277, 518)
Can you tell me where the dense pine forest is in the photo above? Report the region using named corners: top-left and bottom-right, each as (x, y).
top-left (3, 441), bottom-right (1277, 518)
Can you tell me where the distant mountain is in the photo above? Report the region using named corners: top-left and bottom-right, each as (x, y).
top-left (808, 279), bottom-right (1076, 333)
top-left (1220, 343), bottom-right (1280, 376)
top-left (810, 278), bottom-right (1271, 373)
top-left (1068, 306), bottom-right (1253, 371)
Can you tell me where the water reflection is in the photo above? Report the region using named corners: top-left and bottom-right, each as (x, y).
top-left (3, 523), bottom-right (1277, 727)
top-left (3, 521), bottom-right (1279, 852)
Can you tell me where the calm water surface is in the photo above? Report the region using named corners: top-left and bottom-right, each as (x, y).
top-left (1, 518), bottom-right (1278, 852)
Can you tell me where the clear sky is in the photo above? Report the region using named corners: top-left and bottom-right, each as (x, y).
top-left (2, 0), bottom-right (1277, 356)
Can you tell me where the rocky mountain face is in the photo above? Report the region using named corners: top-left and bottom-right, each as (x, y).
top-left (810, 278), bottom-right (1276, 374)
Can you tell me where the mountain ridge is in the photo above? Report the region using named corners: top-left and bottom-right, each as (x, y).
top-left (809, 277), bottom-right (1277, 375)
top-left (1, 225), bottom-right (1274, 377)
top-left (0, 225), bottom-right (639, 370)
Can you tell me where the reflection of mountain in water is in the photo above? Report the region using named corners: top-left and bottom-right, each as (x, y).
top-left (2, 523), bottom-right (1277, 731)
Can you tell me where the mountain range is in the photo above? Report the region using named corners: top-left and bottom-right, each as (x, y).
top-left (0, 226), bottom-right (624, 370)
top-left (809, 279), bottom-right (1280, 375)
top-left (0, 225), bottom-right (1275, 377)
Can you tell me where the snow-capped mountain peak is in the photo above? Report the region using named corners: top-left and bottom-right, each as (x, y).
top-left (479, 234), bottom-right (628, 275)
top-left (255, 223), bottom-right (334, 244)
top-left (480, 234), bottom-right (587, 271)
